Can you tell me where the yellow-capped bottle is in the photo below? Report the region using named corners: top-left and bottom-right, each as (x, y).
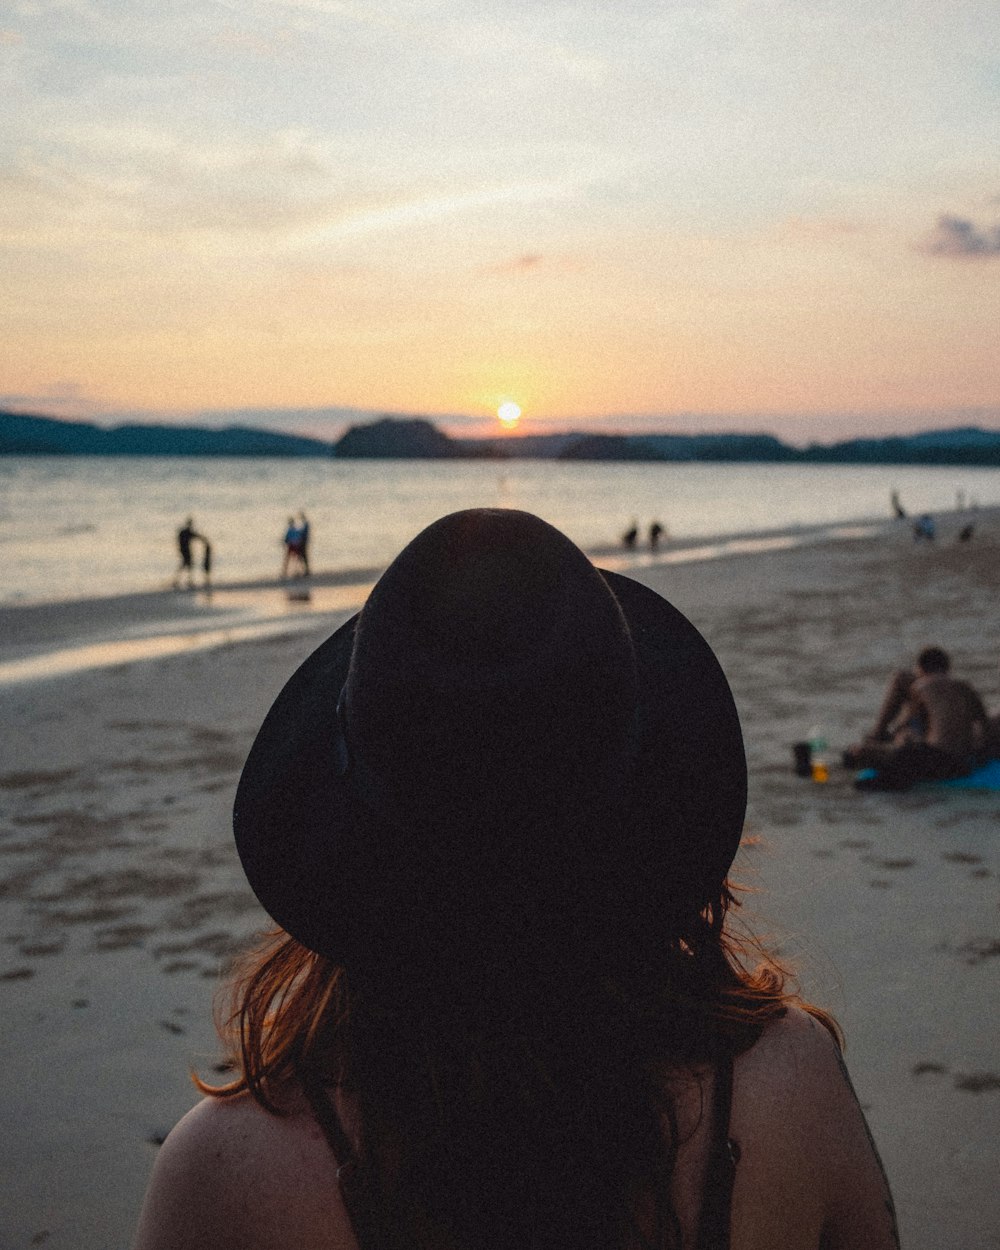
top-left (808, 727), bottom-right (829, 783)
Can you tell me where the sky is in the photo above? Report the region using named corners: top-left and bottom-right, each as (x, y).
top-left (2, 0), bottom-right (999, 443)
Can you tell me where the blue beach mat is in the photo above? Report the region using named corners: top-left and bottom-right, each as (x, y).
top-left (856, 759), bottom-right (1000, 791)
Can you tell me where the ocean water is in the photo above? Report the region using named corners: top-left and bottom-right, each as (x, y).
top-left (0, 456), bottom-right (996, 607)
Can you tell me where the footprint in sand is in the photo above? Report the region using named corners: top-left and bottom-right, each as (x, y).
top-left (95, 923), bottom-right (154, 952)
top-left (955, 938), bottom-right (1000, 966)
top-left (18, 940), bottom-right (66, 958)
top-left (0, 769), bottom-right (78, 791)
top-left (954, 1072), bottom-right (1000, 1094)
top-left (862, 855), bottom-right (916, 870)
top-left (187, 726), bottom-right (236, 746)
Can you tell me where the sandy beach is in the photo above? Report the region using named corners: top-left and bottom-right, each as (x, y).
top-left (1, 512), bottom-right (997, 1249)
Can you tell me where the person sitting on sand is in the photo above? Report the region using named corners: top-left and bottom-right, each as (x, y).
top-left (982, 664), bottom-right (1000, 761)
top-left (134, 509), bottom-right (899, 1250)
top-left (844, 645), bottom-right (988, 789)
top-left (985, 714), bottom-right (1000, 761)
top-left (913, 513), bottom-right (936, 542)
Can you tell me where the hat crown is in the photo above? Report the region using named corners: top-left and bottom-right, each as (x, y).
top-left (344, 509), bottom-right (637, 832)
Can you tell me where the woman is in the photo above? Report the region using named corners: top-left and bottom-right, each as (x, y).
top-left (134, 509), bottom-right (899, 1250)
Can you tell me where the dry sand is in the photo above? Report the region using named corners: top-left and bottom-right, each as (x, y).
top-left (1, 513), bottom-right (997, 1249)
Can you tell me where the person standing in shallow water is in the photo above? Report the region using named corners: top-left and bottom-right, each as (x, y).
top-left (297, 511), bottom-right (310, 576)
top-left (281, 513), bottom-right (311, 579)
top-left (281, 517), bottom-right (301, 579)
top-left (135, 509), bottom-right (900, 1250)
top-left (173, 518), bottom-right (206, 590)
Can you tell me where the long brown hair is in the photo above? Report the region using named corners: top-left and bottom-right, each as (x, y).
top-left (201, 880), bottom-right (839, 1250)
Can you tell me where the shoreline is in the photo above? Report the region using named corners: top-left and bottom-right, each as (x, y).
top-left (0, 513), bottom-right (905, 685)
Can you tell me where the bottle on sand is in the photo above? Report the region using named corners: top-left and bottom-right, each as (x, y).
top-left (808, 726), bottom-right (829, 783)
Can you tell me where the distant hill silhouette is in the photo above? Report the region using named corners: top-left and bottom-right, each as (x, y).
top-left (557, 434), bottom-right (666, 461)
top-left (798, 430), bottom-right (1000, 466)
top-left (0, 410), bottom-right (332, 456)
top-left (3, 409), bottom-right (1000, 465)
top-left (636, 433), bottom-right (796, 462)
top-left (335, 416), bottom-right (501, 459)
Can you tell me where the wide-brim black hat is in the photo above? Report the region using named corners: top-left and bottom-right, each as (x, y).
top-left (234, 509), bottom-right (746, 970)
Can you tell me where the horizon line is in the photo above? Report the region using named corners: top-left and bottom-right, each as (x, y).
top-left (5, 404), bottom-right (1000, 454)
top-left (4, 399), bottom-right (1000, 438)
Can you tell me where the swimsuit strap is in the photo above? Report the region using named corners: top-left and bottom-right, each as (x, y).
top-left (298, 1066), bottom-right (385, 1250)
top-left (300, 1067), bottom-right (357, 1168)
top-left (694, 1051), bottom-right (741, 1250)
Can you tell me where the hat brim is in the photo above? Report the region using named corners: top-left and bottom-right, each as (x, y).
top-left (233, 570), bottom-right (746, 963)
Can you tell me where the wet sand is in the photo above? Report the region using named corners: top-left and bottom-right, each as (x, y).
top-left (0, 512), bottom-right (998, 1248)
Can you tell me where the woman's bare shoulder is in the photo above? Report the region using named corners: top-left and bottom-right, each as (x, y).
top-left (730, 1005), bottom-right (900, 1250)
top-left (735, 1004), bottom-right (840, 1087)
top-left (132, 1091), bottom-right (353, 1250)
top-left (733, 1004), bottom-right (885, 1164)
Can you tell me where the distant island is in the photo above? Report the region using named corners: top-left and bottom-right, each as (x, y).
top-left (336, 416), bottom-right (503, 460)
top-left (3, 408), bottom-right (1000, 466)
top-left (0, 410), bottom-right (333, 458)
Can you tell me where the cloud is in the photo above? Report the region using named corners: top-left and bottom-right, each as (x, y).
top-left (503, 253), bottom-right (544, 271)
top-left (0, 127), bottom-right (350, 243)
top-left (258, 0), bottom-right (396, 29)
top-left (0, 383), bottom-right (104, 418)
top-left (293, 177), bottom-right (582, 245)
top-left (483, 252), bottom-right (543, 277)
top-left (486, 252), bottom-right (589, 276)
top-left (919, 213), bottom-right (1000, 258)
top-left (779, 216), bottom-right (868, 240)
top-left (10, 0), bottom-right (105, 22)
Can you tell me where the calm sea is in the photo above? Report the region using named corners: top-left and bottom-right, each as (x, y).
top-left (1, 456), bottom-right (996, 608)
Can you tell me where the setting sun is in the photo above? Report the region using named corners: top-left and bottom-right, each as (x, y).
top-left (497, 402), bottom-right (522, 429)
